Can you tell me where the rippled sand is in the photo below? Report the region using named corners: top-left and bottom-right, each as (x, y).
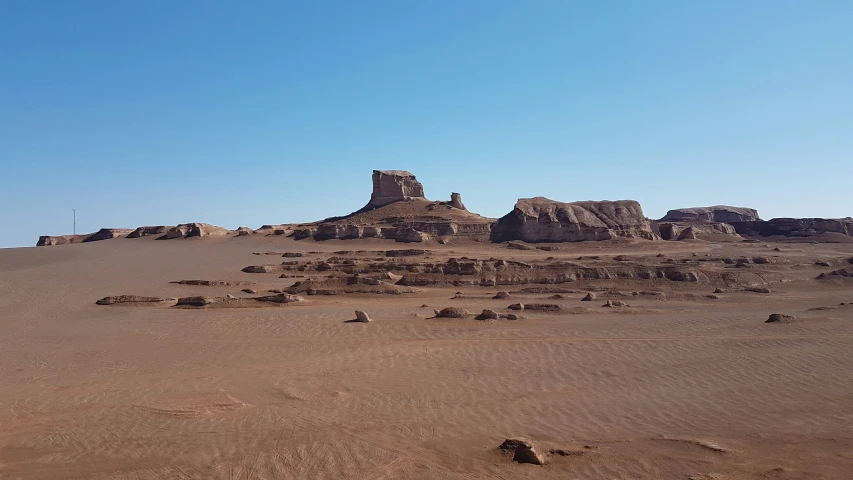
top-left (1, 235), bottom-right (852, 479)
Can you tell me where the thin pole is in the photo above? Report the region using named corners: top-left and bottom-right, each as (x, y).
top-left (73, 209), bottom-right (76, 235)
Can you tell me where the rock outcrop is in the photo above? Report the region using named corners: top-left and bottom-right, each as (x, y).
top-left (661, 206), bottom-right (760, 223)
top-left (732, 218), bottom-right (853, 238)
top-left (301, 170), bottom-right (493, 242)
top-left (37, 234), bottom-right (89, 246)
top-left (84, 228), bottom-right (134, 242)
top-left (450, 192), bottom-right (466, 210)
top-left (127, 226), bottom-right (171, 238)
top-left (656, 221), bottom-right (740, 241)
top-left (367, 170), bottom-right (426, 208)
top-left (38, 228), bottom-right (133, 246)
top-left (165, 223), bottom-right (232, 239)
top-left (491, 198), bottom-right (656, 243)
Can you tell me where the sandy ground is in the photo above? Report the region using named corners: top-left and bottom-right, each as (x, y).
top-left (1, 235), bottom-right (852, 479)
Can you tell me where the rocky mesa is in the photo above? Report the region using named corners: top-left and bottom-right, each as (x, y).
top-left (491, 198), bottom-right (657, 243)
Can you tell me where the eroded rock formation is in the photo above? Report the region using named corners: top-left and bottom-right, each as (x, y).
top-left (732, 218), bottom-right (853, 238)
top-left (367, 170), bottom-right (426, 208)
top-left (165, 223), bottom-right (232, 239)
top-left (661, 206), bottom-right (760, 223)
top-left (491, 198), bottom-right (657, 243)
top-left (450, 192), bottom-right (466, 210)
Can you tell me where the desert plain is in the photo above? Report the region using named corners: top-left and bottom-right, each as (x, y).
top-left (2, 171), bottom-right (853, 479)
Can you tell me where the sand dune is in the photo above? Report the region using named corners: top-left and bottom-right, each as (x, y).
top-left (1, 234), bottom-right (852, 478)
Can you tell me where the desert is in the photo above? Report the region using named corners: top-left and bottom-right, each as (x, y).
top-left (1, 170), bottom-right (852, 479)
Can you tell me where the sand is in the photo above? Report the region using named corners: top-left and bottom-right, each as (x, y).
top-left (1, 235), bottom-right (852, 479)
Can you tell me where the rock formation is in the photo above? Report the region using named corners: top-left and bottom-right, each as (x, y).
top-left (37, 234), bottom-right (89, 246)
top-left (165, 223), bottom-right (232, 239)
top-left (732, 218), bottom-right (853, 238)
top-left (367, 170), bottom-right (426, 208)
top-left (661, 206), bottom-right (760, 223)
top-left (491, 198), bottom-right (657, 243)
top-left (655, 221), bottom-right (740, 241)
top-left (38, 228), bottom-right (133, 246)
top-left (301, 170), bottom-right (492, 242)
top-left (450, 192), bottom-right (466, 210)
top-left (127, 226), bottom-right (171, 238)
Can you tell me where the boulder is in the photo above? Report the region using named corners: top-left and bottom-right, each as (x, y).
top-left (661, 206), bottom-right (760, 223)
top-left (499, 438), bottom-right (547, 465)
top-left (434, 307), bottom-right (469, 318)
top-left (476, 309), bottom-right (499, 320)
top-left (253, 293), bottom-right (305, 304)
top-left (491, 198), bottom-right (656, 243)
top-left (766, 313), bottom-right (797, 323)
top-left (354, 310), bottom-right (371, 322)
top-left (367, 170), bottom-right (426, 207)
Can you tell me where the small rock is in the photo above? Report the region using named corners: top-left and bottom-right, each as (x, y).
top-left (242, 288), bottom-right (258, 294)
top-left (354, 310), bottom-right (371, 322)
top-left (508, 303), bottom-right (525, 311)
top-left (226, 294), bottom-right (236, 299)
top-left (766, 313), bottom-right (796, 323)
top-left (476, 309), bottom-right (499, 320)
top-left (434, 307), bottom-right (470, 318)
top-left (745, 287), bottom-right (771, 294)
top-left (713, 288), bottom-right (724, 293)
top-left (499, 438), bottom-right (546, 465)
top-left (505, 314), bottom-right (520, 320)
top-left (581, 293), bottom-right (596, 301)
top-left (493, 291), bottom-right (510, 299)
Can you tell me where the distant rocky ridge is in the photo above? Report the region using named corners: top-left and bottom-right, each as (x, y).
top-left (731, 218), bottom-right (853, 238)
top-left (35, 171), bottom-right (853, 246)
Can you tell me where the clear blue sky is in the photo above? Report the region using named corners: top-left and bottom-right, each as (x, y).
top-left (1, 1), bottom-right (851, 248)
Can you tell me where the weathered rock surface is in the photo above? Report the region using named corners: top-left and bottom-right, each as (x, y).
top-left (491, 198), bottom-right (656, 243)
top-left (368, 170), bottom-right (426, 207)
top-left (450, 192), bottom-right (466, 210)
top-left (96, 295), bottom-right (176, 306)
top-left (127, 226), bottom-right (171, 238)
top-left (37, 234), bottom-right (89, 246)
top-left (85, 228), bottom-right (135, 242)
top-left (476, 309), bottom-right (499, 320)
top-left (732, 218), bottom-right (853, 238)
top-left (817, 267), bottom-right (853, 279)
top-left (499, 438), bottom-right (547, 465)
top-left (766, 313), bottom-right (797, 323)
top-left (434, 307), bottom-right (470, 318)
top-left (656, 222), bottom-right (740, 241)
top-left (170, 280), bottom-right (255, 287)
top-left (661, 206), bottom-right (760, 223)
top-left (166, 223), bottom-right (232, 239)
